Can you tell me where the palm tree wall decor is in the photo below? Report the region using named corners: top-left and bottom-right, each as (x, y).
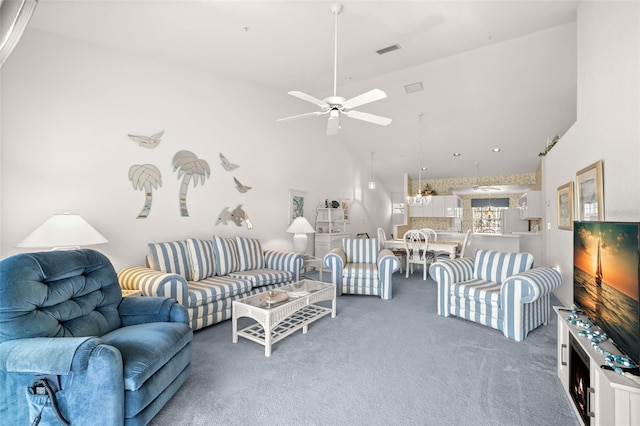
top-left (129, 164), bottom-right (162, 218)
top-left (172, 150), bottom-right (211, 217)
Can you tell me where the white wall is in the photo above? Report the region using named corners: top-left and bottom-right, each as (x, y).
top-left (0, 29), bottom-right (391, 270)
top-left (544, 2), bottom-right (640, 306)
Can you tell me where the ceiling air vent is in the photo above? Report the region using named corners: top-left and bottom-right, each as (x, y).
top-left (376, 44), bottom-right (401, 55)
top-left (404, 82), bottom-right (423, 94)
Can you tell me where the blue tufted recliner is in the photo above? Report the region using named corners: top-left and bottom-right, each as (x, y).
top-left (0, 249), bottom-right (193, 425)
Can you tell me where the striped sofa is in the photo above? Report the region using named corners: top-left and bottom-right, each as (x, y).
top-left (429, 249), bottom-right (562, 341)
top-left (324, 238), bottom-right (400, 300)
top-left (118, 236), bottom-right (303, 330)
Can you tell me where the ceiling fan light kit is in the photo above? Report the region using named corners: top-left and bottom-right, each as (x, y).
top-left (277, 3), bottom-right (392, 136)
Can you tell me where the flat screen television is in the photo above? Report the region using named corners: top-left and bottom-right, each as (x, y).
top-left (573, 221), bottom-right (640, 366)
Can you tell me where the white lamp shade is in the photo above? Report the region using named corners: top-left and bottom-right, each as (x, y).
top-left (286, 217), bottom-right (315, 234)
top-left (16, 213), bottom-right (108, 249)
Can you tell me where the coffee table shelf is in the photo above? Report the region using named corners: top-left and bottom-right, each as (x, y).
top-left (232, 280), bottom-right (336, 357)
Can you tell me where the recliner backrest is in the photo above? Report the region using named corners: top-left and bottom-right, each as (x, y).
top-left (472, 249), bottom-right (534, 284)
top-left (0, 249), bottom-right (122, 344)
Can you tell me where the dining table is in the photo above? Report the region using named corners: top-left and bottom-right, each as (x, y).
top-left (382, 239), bottom-right (460, 259)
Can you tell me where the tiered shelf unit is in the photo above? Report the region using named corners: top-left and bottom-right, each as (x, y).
top-left (314, 208), bottom-right (349, 259)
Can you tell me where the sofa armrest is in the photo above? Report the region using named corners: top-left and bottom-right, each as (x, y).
top-left (377, 249), bottom-right (400, 272)
top-left (118, 297), bottom-right (189, 326)
top-left (429, 257), bottom-right (474, 284)
top-left (118, 266), bottom-right (189, 306)
top-left (263, 250), bottom-right (304, 281)
top-left (324, 248), bottom-right (346, 295)
top-left (429, 257), bottom-right (475, 317)
top-left (377, 249), bottom-right (400, 300)
top-left (501, 267), bottom-right (563, 304)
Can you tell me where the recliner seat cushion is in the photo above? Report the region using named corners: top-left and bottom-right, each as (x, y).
top-left (101, 322), bottom-right (192, 392)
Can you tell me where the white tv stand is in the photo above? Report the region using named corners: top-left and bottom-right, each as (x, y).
top-left (554, 307), bottom-right (640, 425)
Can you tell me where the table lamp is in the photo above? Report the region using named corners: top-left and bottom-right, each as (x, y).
top-left (286, 217), bottom-right (315, 253)
top-left (16, 213), bottom-right (108, 250)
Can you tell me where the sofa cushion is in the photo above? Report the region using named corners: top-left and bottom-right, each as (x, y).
top-left (229, 269), bottom-right (294, 287)
top-left (235, 236), bottom-right (265, 271)
top-left (187, 238), bottom-right (216, 281)
top-left (451, 279), bottom-right (501, 308)
top-left (343, 238), bottom-right (379, 264)
top-left (185, 275), bottom-right (252, 307)
top-left (212, 236), bottom-right (240, 276)
top-left (473, 250), bottom-right (533, 284)
top-left (148, 240), bottom-right (192, 280)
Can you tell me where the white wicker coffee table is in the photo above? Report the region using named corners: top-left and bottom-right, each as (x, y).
top-left (232, 279), bottom-right (336, 357)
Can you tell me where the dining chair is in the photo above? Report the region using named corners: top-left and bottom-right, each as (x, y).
top-left (436, 229), bottom-right (472, 261)
top-left (420, 228), bottom-right (440, 259)
top-left (403, 229), bottom-right (433, 280)
top-left (377, 227), bottom-right (405, 273)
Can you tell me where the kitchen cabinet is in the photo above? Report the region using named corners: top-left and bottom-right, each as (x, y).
top-left (518, 190), bottom-right (543, 219)
top-left (409, 195), bottom-right (460, 218)
top-left (444, 195), bottom-right (462, 217)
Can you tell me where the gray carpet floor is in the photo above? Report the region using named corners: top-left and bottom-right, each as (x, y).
top-left (150, 270), bottom-right (579, 426)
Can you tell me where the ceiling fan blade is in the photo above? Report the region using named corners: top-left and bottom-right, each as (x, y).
top-left (342, 89), bottom-right (387, 110)
top-left (345, 110), bottom-right (392, 126)
top-left (277, 111), bottom-right (325, 122)
top-left (288, 91), bottom-right (329, 109)
top-left (326, 110), bottom-right (340, 136)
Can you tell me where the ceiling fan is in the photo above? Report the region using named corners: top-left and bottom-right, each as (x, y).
top-left (472, 162), bottom-right (501, 192)
top-left (277, 3), bottom-right (392, 136)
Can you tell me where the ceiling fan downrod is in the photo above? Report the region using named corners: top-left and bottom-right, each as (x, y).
top-left (331, 4), bottom-right (343, 98)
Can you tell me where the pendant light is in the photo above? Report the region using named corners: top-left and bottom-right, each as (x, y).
top-left (407, 113), bottom-right (431, 206)
top-left (368, 151), bottom-right (376, 189)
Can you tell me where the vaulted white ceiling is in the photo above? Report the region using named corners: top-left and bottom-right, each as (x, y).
top-left (27, 0), bottom-right (579, 192)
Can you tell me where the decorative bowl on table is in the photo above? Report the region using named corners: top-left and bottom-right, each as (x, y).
top-left (260, 290), bottom-right (288, 304)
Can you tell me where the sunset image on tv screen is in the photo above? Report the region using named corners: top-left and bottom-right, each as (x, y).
top-left (574, 222), bottom-right (639, 363)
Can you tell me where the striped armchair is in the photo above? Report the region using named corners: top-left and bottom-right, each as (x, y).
top-left (429, 249), bottom-right (562, 341)
top-left (324, 238), bottom-right (400, 300)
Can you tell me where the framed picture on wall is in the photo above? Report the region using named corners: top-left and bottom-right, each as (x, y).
top-left (575, 160), bottom-right (604, 221)
top-left (288, 189), bottom-right (306, 224)
top-left (557, 181), bottom-right (574, 230)
top-left (340, 199), bottom-right (351, 222)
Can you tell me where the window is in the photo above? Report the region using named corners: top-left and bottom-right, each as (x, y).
top-left (392, 203), bottom-right (405, 214)
top-left (471, 198), bottom-right (509, 234)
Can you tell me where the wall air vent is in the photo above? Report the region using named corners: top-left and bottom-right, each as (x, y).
top-left (376, 44), bottom-right (401, 55)
top-left (404, 82), bottom-right (423, 94)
